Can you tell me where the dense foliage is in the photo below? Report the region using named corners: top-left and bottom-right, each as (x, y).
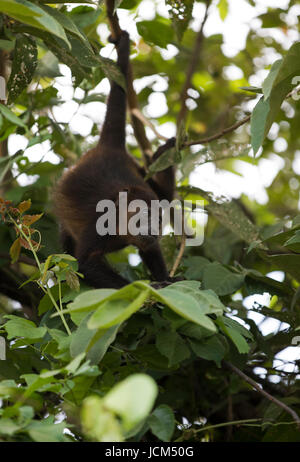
top-left (0, 0), bottom-right (300, 442)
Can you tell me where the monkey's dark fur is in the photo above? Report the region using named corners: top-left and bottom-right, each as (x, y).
top-left (54, 31), bottom-right (175, 289)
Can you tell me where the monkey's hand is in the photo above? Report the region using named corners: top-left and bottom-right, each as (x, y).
top-left (108, 30), bottom-right (129, 46)
top-left (151, 276), bottom-right (184, 290)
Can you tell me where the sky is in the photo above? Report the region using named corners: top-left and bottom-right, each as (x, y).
top-left (6, 0), bottom-right (300, 375)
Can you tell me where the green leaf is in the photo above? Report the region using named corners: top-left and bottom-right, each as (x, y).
top-left (137, 18), bottom-right (174, 49)
top-left (103, 373), bottom-right (158, 430)
top-left (262, 59), bottom-right (282, 100)
top-left (27, 418), bottom-right (67, 442)
top-left (149, 404), bottom-right (175, 441)
top-left (217, 317), bottom-right (250, 354)
top-left (4, 315), bottom-right (47, 340)
top-left (202, 262), bottom-right (244, 295)
top-left (98, 56), bottom-right (126, 90)
top-left (87, 287), bottom-right (149, 329)
top-left (0, 418), bottom-right (21, 436)
top-left (156, 329), bottom-right (190, 367)
top-left (7, 34), bottom-right (37, 104)
top-left (284, 230), bottom-right (300, 252)
top-left (251, 42), bottom-right (300, 154)
top-left (40, 4), bottom-right (92, 47)
top-left (146, 147), bottom-right (180, 178)
top-left (69, 6), bottom-right (102, 30)
top-left (166, 0), bottom-right (193, 41)
top-left (189, 335), bottom-right (227, 366)
top-left (218, 0), bottom-right (229, 20)
top-left (0, 0), bottom-right (70, 48)
top-left (0, 104), bottom-right (26, 128)
top-left (184, 256), bottom-right (210, 279)
top-left (67, 288), bottom-right (116, 313)
top-left (81, 396), bottom-right (123, 442)
top-left (155, 288), bottom-right (217, 332)
top-left (70, 314), bottom-right (119, 364)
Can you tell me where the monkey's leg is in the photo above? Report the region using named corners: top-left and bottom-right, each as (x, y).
top-left (60, 228), bottom-right (75, 256)
top-left (139, 241), bottom-right (170, 282)
top-left (76, 235), bottom-right (129, 289)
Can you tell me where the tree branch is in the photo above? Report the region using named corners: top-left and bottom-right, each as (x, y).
top-left (105, 0), bottom-right (153, 165)
top-left (223, 361), bottom-right (300, 429)
top-left (176, 0), bottom-right (211, 129)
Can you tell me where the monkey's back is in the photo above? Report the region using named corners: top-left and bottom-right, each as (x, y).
top-left (53, 148), bottom-right (154, 242)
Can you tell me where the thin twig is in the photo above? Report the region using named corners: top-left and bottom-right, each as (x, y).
top-left (185, 114), bottom-right (251, 147)
top-left (170, 229), bottom-right (186, 277)
top-left (105, 0), bottom-right (153, 164)
top-left (130, 108), bottom-right (168, 141)
top-left (150, 114), bottom-right (251, 158)
top-left (223, 361), bottom-right (300, 429)
top-left (176, 0), bottom-right (211, 129)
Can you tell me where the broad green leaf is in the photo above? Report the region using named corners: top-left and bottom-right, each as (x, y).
top-left (284, 230), bottom-right (300, 252)
top-left (65, 352), bottom-right (85, 374)
top-left (70, 314), bottom-right (119, 364)
top-left (156, 288), bottom-right (217, 332)
top-left (195, 290), bottom-right (226, 316)
top-left (4, 315), bottom-right (47, 340)
top-left (223, 326), bottom-right (249, 353)
top-left (81, 396), bottom-right (123, 442)
top-left (87, 288), bottom-right (149, 329)
top-left (165, 281), bottom-right (225, 315)
top-left (250, 95), bottom-right (269, 155)
top-left (146, 147), bottom-right (180, 177)
top-left (268, 254), bottom-right (300, 282)
top-left (67, 288), bottom-right (116, 312)
top-left (98, 56), bottom-right (126, 90)
top-left (7, 35), bottom-right (37, 104)
top-left (0, 104), bottom-right (26, 128)
top-left (156, 329), bottom-right (190, 367)
top-left (262, 59), bottom-right (282, 100)
top-left (0, 0), bottom-right (70, 48)
top-left (9, 238), bottom-right (21, 264)
top-left (202, 262), bottom-right (244, 295)
top-left (27, 419), bottom-right (67, 442)
top-left (149, 405), bottom-right (175, 441)
top-left (217, 318), bottom-right (250, 354)
top-left (0, 418), bottom-right (21, 436)
top-left (251, 42), bottom-right (300, 154)
top-left (40, 4), bottom-right (91, 47)
top-left (179, 322), bottom-right (215, 340)
top-left (103, 374), bottom-right (158, 430)
top-left (137, 18), bottom-right (174, 49)
top-left (69, 6), bottom-right (102, 30)
top-left (189, 335), bottom-right (227, 366)
top-left (0, 39), bottom-right (15, 52)
top-left (184, 256), bottom-right (210, 279)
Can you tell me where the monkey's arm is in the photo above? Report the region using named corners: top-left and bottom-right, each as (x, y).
top-left (78, 253), bottom-right (129, 289)
top-left (76, 233), bottom-right (129, 289)
top-left (97, 31), bottom-right (130, 150)
top-left (139, 241), bottom-right (170, 282)
top-left (145, 137), bottom-right (176, 202)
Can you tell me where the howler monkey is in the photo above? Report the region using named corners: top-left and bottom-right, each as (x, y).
top-left (54, 31), bottom-right (175, 289)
